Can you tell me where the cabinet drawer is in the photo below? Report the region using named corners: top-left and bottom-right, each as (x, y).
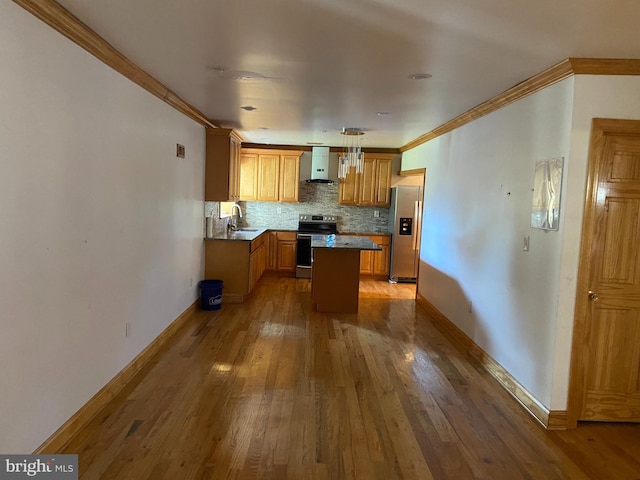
top-left (276, 231), bottom-right (297, 242)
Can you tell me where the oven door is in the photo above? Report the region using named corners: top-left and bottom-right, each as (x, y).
top-left (296, 233), bottom-right (312, 278)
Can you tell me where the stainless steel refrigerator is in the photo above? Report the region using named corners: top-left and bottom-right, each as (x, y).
top-left (389, 186), bottom-right (422, 283)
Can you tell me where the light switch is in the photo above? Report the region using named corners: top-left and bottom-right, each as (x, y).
top-left (523, 235), bottom-right (530, 252)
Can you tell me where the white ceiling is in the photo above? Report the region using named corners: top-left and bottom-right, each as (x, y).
top-left (55, 0), bottom-right (640, 149)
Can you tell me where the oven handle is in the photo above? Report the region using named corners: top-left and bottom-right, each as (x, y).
top-left (297, 233), bottom-right (314, 238)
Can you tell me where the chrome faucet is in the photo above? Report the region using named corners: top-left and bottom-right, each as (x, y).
top-left (230, 203), bottom-right (243, 230)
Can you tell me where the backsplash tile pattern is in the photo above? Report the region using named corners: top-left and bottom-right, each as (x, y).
top-left (205, 182), bottom-right (390, 234)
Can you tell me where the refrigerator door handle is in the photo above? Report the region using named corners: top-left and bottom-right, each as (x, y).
top-left (413, 200), bottom-right (423, 251)
top-left (413, 201), bottom-right (418, 251)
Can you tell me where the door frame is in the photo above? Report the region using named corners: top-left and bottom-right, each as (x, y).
top-left (567, 118), bottom-right (640, 427)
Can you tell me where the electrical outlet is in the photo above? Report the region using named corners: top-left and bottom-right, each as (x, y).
top-left (523, 235), bottom-right (530, 252)
top-left (277, 207), bottom-right (282, 214)
top-left (374, 210), bottom-right (380, 218)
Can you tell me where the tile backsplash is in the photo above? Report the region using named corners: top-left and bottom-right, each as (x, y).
top-left (205, 182), bottom-right (390, 234)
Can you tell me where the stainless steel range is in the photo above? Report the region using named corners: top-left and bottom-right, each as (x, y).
top-left (296, 214), bottom-right (338, 278)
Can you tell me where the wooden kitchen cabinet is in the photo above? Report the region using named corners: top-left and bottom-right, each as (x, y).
top-left (343, 233), bottom-right (391, 277)
top-left (240, 149), bottom-right (303, 202)
top-left (359, 156), bottom-right (392, 206)
top-left (257, 153), bottom-right (280, 201)
top-left (338, 164), bottom-right (359, 205)
top-left (204, 233), bottom-right (267, 303)
top-left (371, 234), bottom-right (391, 276)
top-left (239, 152), bottom-right (259, 201)
top-left (249, 235), bottom-right (266, 292)
top-left (338, 154), bottom-right (393, 207)
top-left (205, 128), bottom-right (242, 201)
top-left (279, 154), bottom-right (301, 202)
top-left (267, 231), bottom-right (297, 273)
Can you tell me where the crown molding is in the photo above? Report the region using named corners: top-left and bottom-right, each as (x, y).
top-left (13, 0), bottom-right (217, 129)
top-left (401, 58), bottom-right (640, 152)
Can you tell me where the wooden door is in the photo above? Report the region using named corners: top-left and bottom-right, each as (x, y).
top-left (257, 154), bottom-right (280, 201)
top-left (280, 154), bottom-right (300, 202)
top-left (569, 118), bottom-right (640, 424)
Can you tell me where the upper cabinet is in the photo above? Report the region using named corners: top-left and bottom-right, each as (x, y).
top-left (338, 154), bottom-right (393, 207)
top-left (239, 152), bottom-right (259, 201)
top-left (205, 128), bottom-right (242, 202)
top-left (240, 149), bottom-right (303, 202)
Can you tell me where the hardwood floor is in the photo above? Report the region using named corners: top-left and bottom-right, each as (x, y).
top-left (62, 274), bottom-right (640, 479)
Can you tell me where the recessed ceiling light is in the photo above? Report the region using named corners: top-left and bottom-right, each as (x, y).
top-left (241, 105), bottom-right (257, 111)
top-left (408, 73), bottom-right (432, 80)
top-left (377, 112), bottom-right (389, 117)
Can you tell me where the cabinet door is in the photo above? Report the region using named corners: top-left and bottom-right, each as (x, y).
top-left (205, 128), bottom-right (237, 201)
top-left (249, 243), bottom-right (266, 291)
top-left (257, 154), bottom-right (280, 202)
top-left (280, 155), bottom-right (300, 202)
top-left (371, 236), bottom-right (391, 275)
top-left (374, 158), bottom-right (392, 206)
top-left (266, 232), bottom-right (278, 270)
top-left (358, 158), bottom-right (377, 206)
top-left (338, 166), bottom-right (359, 205)
top-left (359, 249), bottom-right (374, 274)
top-left (228, 135), bottom-right (241, 201)
top-left (239, 153), bottom-right (258, 201)
top-left (277, 240), bottom-right (297, 271)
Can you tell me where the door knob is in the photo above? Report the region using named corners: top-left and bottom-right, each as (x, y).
top-left (588, 291), bottom-right (599, 302)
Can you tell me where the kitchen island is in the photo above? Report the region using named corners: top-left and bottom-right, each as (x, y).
top-left (311, 235), bottom-right (382, 313)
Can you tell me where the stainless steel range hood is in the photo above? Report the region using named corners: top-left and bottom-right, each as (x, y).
top-left (306, 146), bottom-right (333, 183)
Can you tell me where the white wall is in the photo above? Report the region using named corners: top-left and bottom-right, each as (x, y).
top-left (404, 74), bottom-right (640, 412)
top-left (550, 75), bottom-right (640, 409)
top-left (0, 3), bottom-right (205, 452)
top-left (402, 79), bottom-right (575, 409)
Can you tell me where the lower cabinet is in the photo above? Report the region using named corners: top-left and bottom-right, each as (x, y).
top-left (204, 233), bottom-right (266, 303)
top-left (267, 231), bottom-right (297, 273)
top-left (344, 234), bottom-right (390, 277)
top-left (249, 237), bottom-right (266, 292)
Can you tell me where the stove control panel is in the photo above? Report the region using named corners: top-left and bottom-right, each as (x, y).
top-left (299, 214), bottom-right (337, 222)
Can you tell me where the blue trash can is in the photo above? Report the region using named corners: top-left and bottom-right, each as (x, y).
top-left (199, 279), bottom-right (223, 310)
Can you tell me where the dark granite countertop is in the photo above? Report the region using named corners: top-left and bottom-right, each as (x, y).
top-left (205, 228), bottom-right (268, 241)
top-left (311, 234), bottom-right (381, 251)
